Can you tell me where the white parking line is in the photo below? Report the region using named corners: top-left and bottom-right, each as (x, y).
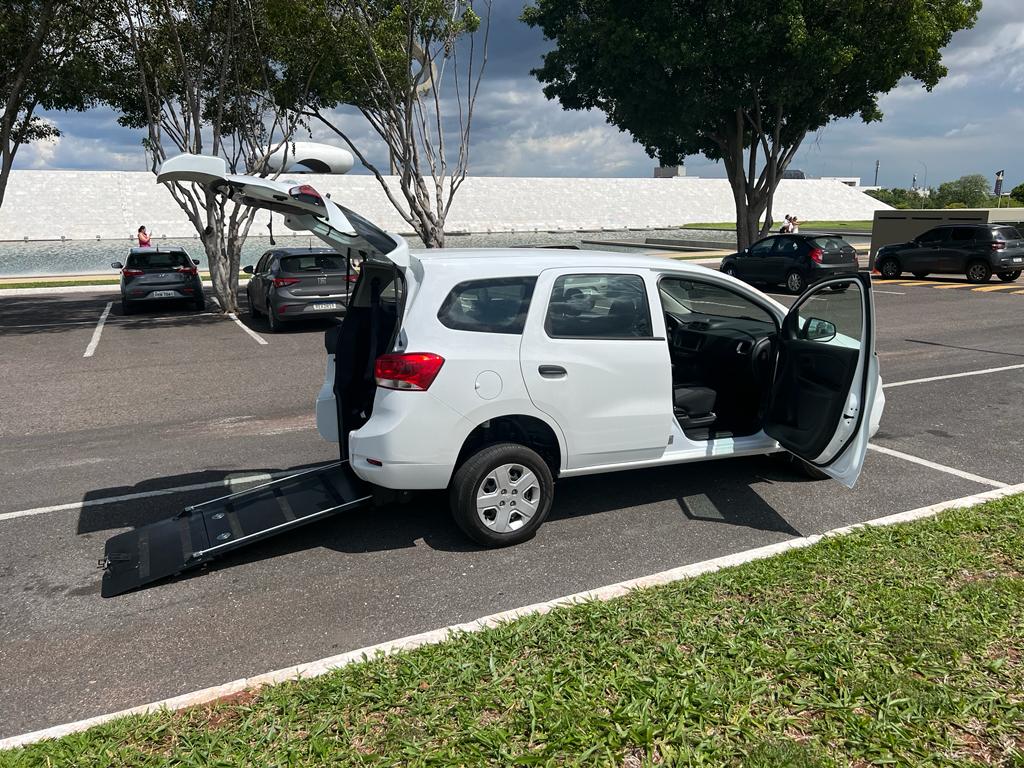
top-left (867, 444), bottom-right (1007, 488)
top-left (3, 480), bottom-right (1022, 751)
top-left (883, 363), bottom-right (1024, 389)
top-left (227, 312), bottom-right (268, 345)
top-left (82, 302), bottom-right (112, 358)
top-left (0, 468), bottom-right (314, 523)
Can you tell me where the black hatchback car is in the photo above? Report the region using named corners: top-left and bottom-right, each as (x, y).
top-left (874, 224), bottom-right (1024, 283)
top-left (112, 247), bottom-right (204, 313)
top-left (719, 234), bottom-right (859, 293)
top-left (244, 247), bottom-right (357, 332)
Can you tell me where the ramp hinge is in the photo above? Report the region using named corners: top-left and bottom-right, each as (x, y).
top-left (98, 553), bottom-right (131, 569)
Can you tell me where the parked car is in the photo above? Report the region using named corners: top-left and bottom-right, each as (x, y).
top-left (112, 247), bottom-right (204, 313)
top-left (874, 224), bottom-right (1024, 283)
top-left (244, 246), bottom-right (358, 331)
top-left (159, 155), bottom-right (885, 550)
top-left (719, 234), bottom-right (860, 293)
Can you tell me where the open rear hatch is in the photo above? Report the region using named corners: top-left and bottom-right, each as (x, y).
top-left (101, 462), bottom-right (372, 597)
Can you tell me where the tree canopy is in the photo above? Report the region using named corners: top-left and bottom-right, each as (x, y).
top-left (523, 0), bottom-right (980, 247)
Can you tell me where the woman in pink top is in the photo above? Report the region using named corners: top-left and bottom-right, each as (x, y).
top-left (137, 225), bottom-right (151, 247)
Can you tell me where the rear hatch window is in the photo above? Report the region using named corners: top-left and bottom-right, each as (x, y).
top-left (280, 252), bottom-right (350, 273)
top-left (810, 236), bottom-right (856, 263)
top-left (126, 251), bottom-right (191, 270)
top-left (994, 226), bottom-right (1022, 241)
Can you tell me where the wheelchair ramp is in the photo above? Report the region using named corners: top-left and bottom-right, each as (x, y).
top-left (100, 461), bottom-right (372, 597)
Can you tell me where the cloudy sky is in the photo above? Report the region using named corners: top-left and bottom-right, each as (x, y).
top-left (17, 0), bottom-right (1024, 190)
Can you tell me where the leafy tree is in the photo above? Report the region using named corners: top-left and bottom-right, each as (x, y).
top-left (103, 0), bottom-right (322, 311)
top-left (523, 0), bottom-right (980, 249)
top-left (933, 174), bottom-right (991, 208)
top-left (865, 188), bottom-right (937, 210)
top-left (0, 1), bottom-right (107, 208)
top-left (1010, 182), bottom-right (1024, 204)
top-left (272, 0), bottom-right (490, 248)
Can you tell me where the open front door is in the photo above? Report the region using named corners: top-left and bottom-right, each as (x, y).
top-left (763, 273), bottom-right (879, 487)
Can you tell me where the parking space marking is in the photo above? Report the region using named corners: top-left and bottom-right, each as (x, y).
top-left (867, 444), bottom-right (1007, 488)
top-left (227, 312), bottom-right (268, 345)
top-left (883, 362), bottom-right (1024, 389)
top-left (5, 480), bottom-right (1022, 752)
top-left (0, 468), bottom-right (319, 523)
top-left (82, 302), bottom-right (113, 358)
top-left (973, 284), bottom-right (1022, 292)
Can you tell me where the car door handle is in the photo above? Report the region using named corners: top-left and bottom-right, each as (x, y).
top-left (538, 365), bottom-right (567, 378)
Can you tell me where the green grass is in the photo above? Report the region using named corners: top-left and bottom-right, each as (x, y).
top-left (683, 220), bottom-right (873, 232)
top-left (0, 274), bottom-right (248, 290)
top-left (5, 495), bottom-right (1024, 767)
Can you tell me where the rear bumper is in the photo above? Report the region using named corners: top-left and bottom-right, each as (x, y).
top-left (270, 294), bottom-right (349, 319)
top-left (123, 287), bottom-right (200, 301)
top-left (994, 253), bottom-right (1024, 270)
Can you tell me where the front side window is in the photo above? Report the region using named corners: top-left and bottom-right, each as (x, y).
top-left (545, 274), bottom-right (652, 339)
top-left (438, 277), bottom-right (537, 334)
top-left (749, 238), bottom-right (776, 256)
top-left (659, 278), bottom-right (775, 324)
top-left (917, 228), bottom-right (947, 245)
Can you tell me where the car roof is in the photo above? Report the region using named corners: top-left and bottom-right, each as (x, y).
top-left (409, 247), bottom-right (716, 275)
top-left (128, 246), bottom-right (188, 255)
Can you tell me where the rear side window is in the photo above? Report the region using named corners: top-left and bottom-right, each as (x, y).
top-left (950, 227), bottom-right (976, 242)
top-left (437, 277), bottom-right (537, 334)
top-left (280, 253), bottom-right (348, 273)
top-left (994, 226), bottom-right (1022, 241)
top-left (126, 251), bottom-right (190, 269)
top-left (545, 274), bottom-right (652, 339)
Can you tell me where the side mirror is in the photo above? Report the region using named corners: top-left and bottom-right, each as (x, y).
top-left (192, 259), bottom-right (200, 265)
top-left (111, 261), bottom-right (123, 270)
top-left (243, 265), bottom-right (254, 274)
top-left (804, 317), bottom-right (837, 342)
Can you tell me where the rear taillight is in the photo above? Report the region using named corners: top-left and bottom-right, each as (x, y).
top-left (176, 266), bottom-right (198, 276)
top-left (289, 184), bottom-right (325, 207)
top-left (809, 247), bottom-right (824, 264)
top-left (273, 277), bottom-right (300, 288)
top-left (122, 268), bottom-right (144, 277)
top-left (374, 353), bottom-right (445, 391)
top-left (992, 241), bottom-right (1006, 251)
top-left (346, 273), bottom-right (359, 283)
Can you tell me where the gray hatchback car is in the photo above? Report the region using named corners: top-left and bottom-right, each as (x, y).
top-left (112, 247), bottom-right (204, 313)
top-left (244, 247), bottom-right (357, 331)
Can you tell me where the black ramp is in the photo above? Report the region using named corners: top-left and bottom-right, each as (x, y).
top-left (101, 462), bottom-right (372, 597)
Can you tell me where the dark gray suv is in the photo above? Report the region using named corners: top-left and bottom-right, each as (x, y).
top-left (875, 224), bottom-right (1024, 283)
top-left (244, 247), bottom-right (357, 331)
top-left (112, 248), bottom-right (204, 313)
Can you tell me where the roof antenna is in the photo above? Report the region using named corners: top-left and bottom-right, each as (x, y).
top-left (268, 215), bottom-right (276, 246)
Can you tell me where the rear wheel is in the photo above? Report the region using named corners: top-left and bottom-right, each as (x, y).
top-left (193, 295), bottom-right (206, 311)
top-left (785, 270), bottom-right (806, 294)
top-left (997, 270), bottom-right (1021, 282)
top-left (966, 261), bottom-right (992, 284)
top-left (247, 290), bottom-right (260, 317)
top-left (877, 257), bottom-right (901, 280)
top-left (449, 443), bottom-right (554, 547)
top-left (121, 298), bottom-right (133, 315)
top-left (912, 272), bottom-right (929, 279)
top-left (266, 301), bottom-right (281, 332)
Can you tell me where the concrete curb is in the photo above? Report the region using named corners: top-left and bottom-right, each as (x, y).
top-left (3, 481), bottom-right (1022, 751)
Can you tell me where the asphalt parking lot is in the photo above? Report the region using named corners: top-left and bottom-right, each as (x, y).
top-left (1, 277), bottom-right (1023, 738)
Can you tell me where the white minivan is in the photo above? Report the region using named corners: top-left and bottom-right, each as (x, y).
top-left (160, 156), bottom-right (884, 549)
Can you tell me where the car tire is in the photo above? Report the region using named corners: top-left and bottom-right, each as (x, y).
top-left (266, 301), bottom-right (281, 332)
top-left (121, 298), bottom-right (133, 315)
top-left (877, 257), bottom-right (901, 280)
top-left (721, 263), bottom-right (737, 277)
top-left (829, 284), bottom-right (849, 292)
top-left (912, 272), bottom-right (929, 279)
top-left (449, 442), bottom-right (554, 548)
top-left (785, 270), bottom-right (806, 294)
top-left (247, 289), bottom-right (260, 317)
top-left (966, 261), bottom-right (992, 284)
top-left (193, 296), bottom-right (206, 311)
top-left (997, 270), bottom-right (1021, 282)
top-left (797, 457), bottom-right (830, 481)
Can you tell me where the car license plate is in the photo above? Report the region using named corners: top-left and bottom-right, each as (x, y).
top-left (312, 302), bottom-right (338, 311)
top-left (1013, 257), bottom-right (1022, 263)
top-left (150, 290), bottom-right (177, 298)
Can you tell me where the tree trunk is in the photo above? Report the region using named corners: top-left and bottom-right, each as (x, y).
top-left (0, 160), bottom-right (12, 210)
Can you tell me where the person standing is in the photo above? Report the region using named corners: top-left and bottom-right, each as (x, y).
top-left (779, 215), bottom-right (792, 233)
top-left (790, 216), bottom-right (800, 234)
top-left (137, 225), bottom-right (151, 247)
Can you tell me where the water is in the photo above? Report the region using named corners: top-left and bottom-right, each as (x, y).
top-left (0, 228), bottom-right (733, 277)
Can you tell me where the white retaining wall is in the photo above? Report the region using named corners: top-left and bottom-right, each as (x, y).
top-left (0, 170), bottom-right (889, 241)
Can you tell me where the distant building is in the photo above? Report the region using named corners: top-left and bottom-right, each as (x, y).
top-left (782, 169), bottom-right (806, 180)
top-left (654, 165), bottom-right (686, 178)
top-left (820, 176), bottom-right (880, 193)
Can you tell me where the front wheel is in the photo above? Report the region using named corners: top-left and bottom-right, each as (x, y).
top-left (785, 270), bottom-right (806, 294)
top-left (449, 443), bottom-right (554, 547)
top-left (877, 257), bottom-right (901, 280)
top-left (966, 261), bottom-right (992, 284)
top-left (997, 270), bottom-right (1021, 282)
top-left (721, 262), bottom-right (737, 277)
